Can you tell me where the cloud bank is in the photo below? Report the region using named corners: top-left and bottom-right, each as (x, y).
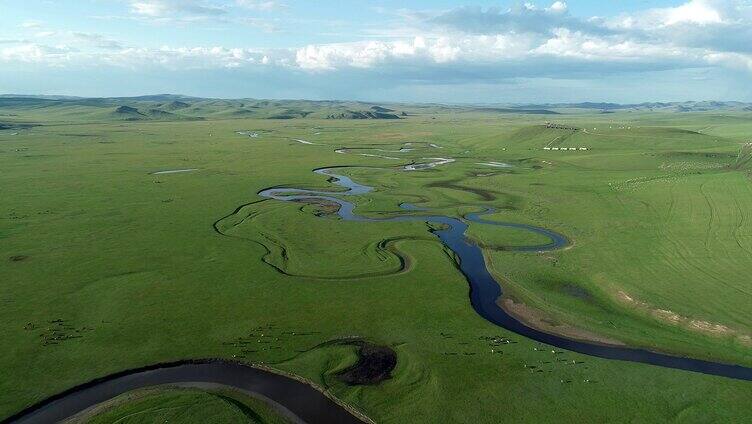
top-left (2, 0), bottom-right (751, 101)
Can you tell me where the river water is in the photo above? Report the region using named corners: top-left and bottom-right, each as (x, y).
top-left (259, 167), bottom-right (752, 381)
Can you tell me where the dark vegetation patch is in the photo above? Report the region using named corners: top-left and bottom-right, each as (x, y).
top-left (658, 126), bottom-right (702, 134)
top-left (227, 109), bottom-right (258, 117)
top-left (560, 283), bottom-right (594, 302)
top-left (268, 109), bottom-right (312, 119)
top-left (114, 105), bottom-right (141, 115)
top-left (327, 110), bottom-right (402, 120)
top-left (0, 123), bottom-right (35, 130)
top-left (110, 105), bottom-right (202, 122)
top-left (9, 255), bottom-right (29, 262)
top-left (160, 100), bottom-right (190, 110)
top-left (537, 278), bottom-right (596, 303)
top-left (518, 158), bottom-right (550, 170)
top-left (300, 201), bottom-right (340, 217)
top-left (59, 133), bottom-right (97, 137)
top-left (426, 221), bottom-right (450, 233)
top-left (369, 105), bottom-right (394, 112)
top-left (146, 108), bottom-right (176, 118)
top-left (336, 341), bottom-right (397, 386)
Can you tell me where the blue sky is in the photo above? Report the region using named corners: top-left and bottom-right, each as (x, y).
top-left (1, 0), bottom-right (750, 102)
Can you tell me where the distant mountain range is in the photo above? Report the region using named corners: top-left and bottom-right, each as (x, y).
top-left (0, 95), bottom-right (412, 122)
top-left (0, 94), bottom-right (750, 124)
top-left (518, 101), bottom-right (752, 112)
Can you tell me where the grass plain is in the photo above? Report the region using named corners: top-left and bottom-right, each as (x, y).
top-left (73, 387), bottom-right (291, 424)
top-left (1, 99), bottom-right (752, 422)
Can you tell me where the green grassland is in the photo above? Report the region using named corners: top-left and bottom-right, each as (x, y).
top-left (74, 387), bottom-right (291, 424)
top-left (1, 99), bottom-right (751, 422)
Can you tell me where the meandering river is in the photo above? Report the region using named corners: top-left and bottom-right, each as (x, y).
top-left (8, 163), bottom-right (751, 424)
top-left (6, 361), bottom-right (366, 424)
top-left (259, 166), bottom-right (752, 381)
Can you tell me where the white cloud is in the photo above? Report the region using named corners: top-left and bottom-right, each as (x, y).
top-left (20, 20), bottom-right (43, 29)
top-left (130, 1), bottom-right (169, 17)
top-left (547, 2), bottom-right (568, 13)
top-left (705, 52), bottom-right (752, 71)
top-left (608, 0), bottom-right (742, 29)
top-left (128, 0), bottom-right (226, 19)
top-left (2, 0), bottom-right (751, 85)
top-left (663, 0), bottom-right (725, 25)
top-left (295, 41), bottom-right (395, 70)
top-left (0, 42), bottom-right (281, 70)
top-left (532, 29), bottom-right (686, 62)
top-left (102, 46), bottom-right (276, 69)
top-left (236, 0), bottom-right (282, 11)
top-left (0, 43), bottom-right (75, 65)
